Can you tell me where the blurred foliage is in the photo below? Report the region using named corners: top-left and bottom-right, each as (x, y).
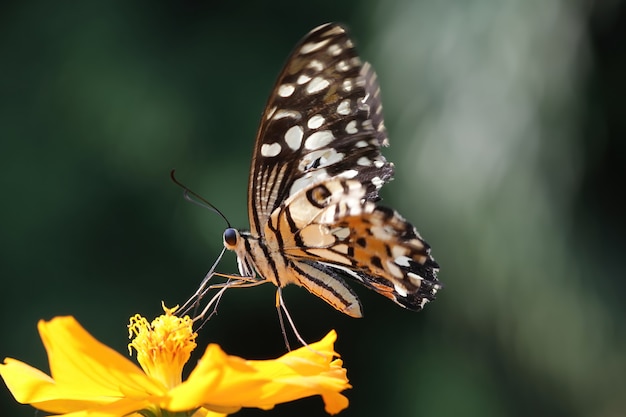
top-left (1, 1), bottom-right (625, 416)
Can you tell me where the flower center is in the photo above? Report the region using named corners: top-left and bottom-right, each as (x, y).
top-left (128, 304), bottom-right (197, 389)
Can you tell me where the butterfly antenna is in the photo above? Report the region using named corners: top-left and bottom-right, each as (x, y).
top-left (170, 169), bottom-right (233, 321)
top-left (170, 169), bottom-right (231, 228)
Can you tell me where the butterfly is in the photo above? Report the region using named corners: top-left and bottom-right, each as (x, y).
top-left (218, 23), bottom-right (441, 320)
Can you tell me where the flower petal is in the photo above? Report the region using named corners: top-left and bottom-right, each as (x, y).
top-left (41, 317), bottom-right (164, 394)
top-left (162, 344), bottom-right (259, 413)
top-left (2, 316), bottom-right (350, 416)
top-left (0, 316), bottom-right (165, 414)
top-left (243, 331), bottom-right (351, 414)
top-left (192, 408), bottom-right (228, 417)
top-left (0, 358), bottom-right (57, 404)
top-left (164, 330), bottom-right (350, 415)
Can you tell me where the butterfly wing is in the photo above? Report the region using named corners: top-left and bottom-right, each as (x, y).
top-left (247, 23), bottom-right (393, 237)
top-left (269, 179), bottom-right (440, 313)
top-left (235, 22), bottom-right (440, 317)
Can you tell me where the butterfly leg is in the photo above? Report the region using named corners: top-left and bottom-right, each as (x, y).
top-left (276, 289), bottom-right (291, 351)
top-left (180, 246), bottom-right (266, 318)
top-left (180, 247), bottom-right (228, 315)
top-left (276, 288), bottom-right (312, 351)
top-left (191, 273), bottom-right (264, 314)
top-left (213, 272), bottom-right (261, 283)
top-left (190, 271), bottom-right (263, 314)
top-left (191, 278), bottom-right (269, 329)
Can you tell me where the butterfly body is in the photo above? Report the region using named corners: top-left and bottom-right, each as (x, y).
top-left (223, 23), bottom-right (441, 318)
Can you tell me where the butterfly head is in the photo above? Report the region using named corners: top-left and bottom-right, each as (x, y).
top-left (223, 228), bottom-right (259, 280)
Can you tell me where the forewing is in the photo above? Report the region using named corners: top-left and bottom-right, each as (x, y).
top-left (248, 23), bottom-right (394, 236)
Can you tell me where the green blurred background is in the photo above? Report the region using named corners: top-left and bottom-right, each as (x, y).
top-left (2, 1), bottom-right (625, 416)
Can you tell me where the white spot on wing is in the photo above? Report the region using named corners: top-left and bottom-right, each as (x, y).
top-left (345, 120), bottom-right (357, 134)
top-left (308, 59), bottom-right (324, 71)
top-left (306, 77), bottom-right (330, 94)
top-left (340, 169), bottom-right (358, 179)
top-left (328, 44), bottom-right (343, 56)
top-left (284, 125), bottom-right (304, 150)
top-left (395, 256), bottom-right (412, 267)
top-left (304, 130), bottom-right (334, 150)
top-left (278, 84), bottom-right (295, 97)
top-left (337, 99), bottom-right (351, 115)
top-left (355, 140), bottom-right (368, 148)
top-left (336, 60), bottom-right (350, 72)
top-left (261, 142), bottom-right (281, 157)
top-left (371, 176), bottom-right (384, 188)
top-left (408, 272), bottom-right (423, 286)
top-left (307, 114), bottom-right (325, 129)
top-left (322, 26), bottom-right (345, 37)
top-left (297, 74), bottom-right (312, 85)
top-left (394, 282), bottom-right (408, 297)
top-left (300, 38), bottom-right (331, 54)
top-left (357, 157), bottom-right (371, 166)
top-left (273, 110), bottom-right (301, 120)
top-left (342, 79), bottom-right (353, 92)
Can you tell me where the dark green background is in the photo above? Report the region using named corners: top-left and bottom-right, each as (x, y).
top-left (2, 1), bottom-right (625, 416)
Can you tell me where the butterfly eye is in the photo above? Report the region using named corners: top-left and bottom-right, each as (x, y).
top-left (223, 228), bottom-right (239, 249)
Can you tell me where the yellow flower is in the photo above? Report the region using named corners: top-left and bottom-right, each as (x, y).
top-left (0, 306), bottom-right (350, 416)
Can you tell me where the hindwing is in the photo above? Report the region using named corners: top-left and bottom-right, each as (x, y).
top-left (268, 178), bottom-right (439, 314)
